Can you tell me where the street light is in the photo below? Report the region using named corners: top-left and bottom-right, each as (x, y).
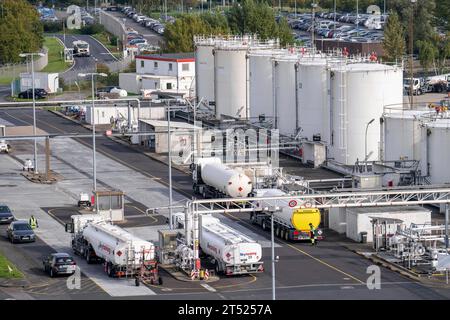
top-left (365, 118), bottom-right (375, 172)
top-left (409, 0), bottom-right (417, 108)
top-left (78, 72), bottom-right (107, 193)
top-left (311, 2), bottom-right (318, 54)
top-left (19, 52), bottom-right (45, 174)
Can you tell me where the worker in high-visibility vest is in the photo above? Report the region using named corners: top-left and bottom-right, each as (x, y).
top-left (309, 223), bottom-right (317, 246)
top-left (29, 215), bottom-right (38, 229)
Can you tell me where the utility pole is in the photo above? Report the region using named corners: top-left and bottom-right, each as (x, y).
top-left (311, 2), bottom-right (317, 54)
top-left (167, 102), bottom-right (173, 229)
top-left (409, 0), bottom-right (416, 108)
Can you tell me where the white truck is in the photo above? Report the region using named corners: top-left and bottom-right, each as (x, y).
top-left (0, 140), bottom-right (11, 153)
top-left (73, 40), bottom-right (90, 57)
top-left (192, 157), bottom-right (253, 198)
top-left (173, 212), bottom-right (264, 276)
top-left (65, 215), bottom-right (160, 281)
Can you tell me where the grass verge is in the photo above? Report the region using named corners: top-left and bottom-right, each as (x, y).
top-left (41, 37), bottom-right (72, 73)
top-left (0, 252), bottom-right (24, 279)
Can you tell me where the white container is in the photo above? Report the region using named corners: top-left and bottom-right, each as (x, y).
top-left (345, 206), bottom-right (431, 243)
top-left (273, 56), bottom-right (298, 136)
top-left (328, 207), bottom-right (347, 234)
top-left (248, 49), bottom-right (286, 121)
top-left (83, 222), bottom-right (155, 265)
top-left (71, 214), bottom-right (106, 234)
top-left (382, 108), bottom-right (432, 162)
top-left (201, 162), bottom-right (252, 198)
top-left (199, 214), bottom-right (262, 266)
top-left (195, 43), bottom-right (216, 104)
top-left (214, 46), bottom-right (248, 119)
top-left (110, 87), bottom-right (128, 97)
top-left (297, 58), bottom-right (329, 141)
top-left (328, 63), bottom-right (403, 165)
top-left (421, 118), bottom-right (450, 184)
top-left (20, 72), bottom-right (59, 93)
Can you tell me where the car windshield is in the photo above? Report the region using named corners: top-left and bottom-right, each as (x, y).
top-left (0, 206), bottom-right (11, 213)
top-left (78, 44), bottom-right (88, 48)
top-left (56, 257), bottom-right (73, 264)
top-left (14, 223), bottom-right (31, 231)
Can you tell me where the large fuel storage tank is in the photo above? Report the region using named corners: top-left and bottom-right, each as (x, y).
top-left (297, 57), bottom-right (330, 142)
top-left (195, 39), bottom-right (216, 104)
top-left (214, 45), bottom-right (249, 120)
top-left (273, 55), bottom-right (299, 136)
top-left (248, 49), bottom-right (287, 122)
top-left (328, 63), bottom-right (403, 165)
top-left (382, 107), bottom-right (432, 162)
top-left (420, 117), bottom-right (450, 184)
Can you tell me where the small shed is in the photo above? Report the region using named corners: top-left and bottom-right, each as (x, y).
top-left (20, 72), bottom-right (59, 93)
top-left (94, 190), bottom-right (124, 222)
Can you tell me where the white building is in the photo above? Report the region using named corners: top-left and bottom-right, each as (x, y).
top-left (119, 73), bottom-right (178, 94)
top-left (134, 53), bottom-right (195, 95)
top-left (20, 72), bottom-right (59, 93)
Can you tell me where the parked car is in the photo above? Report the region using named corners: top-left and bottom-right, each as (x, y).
top-left (18, 88), bottom-right (47, 99)
top-left (43, 253), bottom-right (77, 277)
top-left (0, 205), bottom-right (14, 224)
top-left (7, 220), bottom-right (36, 243)
top-left (128, 38), bottom-right (147, 46)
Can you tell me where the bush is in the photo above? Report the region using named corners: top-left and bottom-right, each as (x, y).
top-left (43, 21), bottom-right (64, 33)
top-left (110, 35), bottom-right (118, 47)
top-left (96, 63), bottom-right (110, 75)
top-left (80, 23), bottom-right (105, 35)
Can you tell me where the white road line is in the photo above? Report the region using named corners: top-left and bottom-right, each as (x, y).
top-left (201, 283), bottom-right (217, 292)
top-left (88, 35), bottom-right (119, 61)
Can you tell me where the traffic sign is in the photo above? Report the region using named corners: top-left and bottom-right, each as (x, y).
top-left (288, 200), bottom-right (297, 207)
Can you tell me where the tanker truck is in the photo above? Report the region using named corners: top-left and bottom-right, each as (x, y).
top-left (192, 157), bottom-right (253, 198)
top-left (172, 213), bottom-right (264, 276)
top-left (65, 215), bottom-right (161, 282)
top-left (250, 189), bottom-right (323, 242)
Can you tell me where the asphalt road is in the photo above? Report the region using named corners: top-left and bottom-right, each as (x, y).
top-left (2, 107), bottom-right (450, 300)
top-left (51, 34), bottom-right (117, 82)
top-left (0, 85), bottom-right (10, 102)
top-left (108, 11), bottom-right (164, 47)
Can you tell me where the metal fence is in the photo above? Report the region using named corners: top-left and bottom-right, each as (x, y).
top-left (0, 47), bottom-right (49, 82)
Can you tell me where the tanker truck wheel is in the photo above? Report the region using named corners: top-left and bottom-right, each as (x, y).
top-left (135, 278), bottom-right (140, 287)
top-left (215, 262), bottom-right (222, 275)
top-left (284, 230), bottom-right (289, 241)
top-left (85, 250), bottom-right (91, 264)
top-left (280, 229), bottom-right (284, 239)
top-left (158, 277), bottom-right (163, 285)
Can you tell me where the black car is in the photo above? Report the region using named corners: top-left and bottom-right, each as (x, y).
top-left (43, 253), bottom-right (77, 277)
top-left (0, 205), bottom-right (14, 224)
top-left (7, 220), bottom-right (36, 243)
top-left (18, 88), bottom-right (48, 99)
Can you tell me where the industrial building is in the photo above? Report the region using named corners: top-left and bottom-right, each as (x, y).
top-left (84, 104), bottom-right (165, 126)
top-left (119, 53), bottom-right (195, 97)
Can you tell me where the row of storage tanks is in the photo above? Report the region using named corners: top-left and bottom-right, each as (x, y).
top-left (382, 107), bottom-right (450, 184)
top-left (194, 36), bottom-right (403, 165)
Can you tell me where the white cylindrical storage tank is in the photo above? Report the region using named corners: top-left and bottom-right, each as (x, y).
top-left (328, 63), bottom-right (403, 165)
top-left (422, 118), bottom-right (450, 184)
top-left (382, 107), bottom-right (433, 162)
top-left (214, 45), bottom-right (248, 119)
top-left (195, 43), bottom-right (215, 104)
top-left (297, 58), bottom-right (330, 141)
top-left (249, 49), bottom-right (287, 122)
top-left (202, 163), bottom-right (253, 197)
top-left (273, 55), bottom-right (298, 136)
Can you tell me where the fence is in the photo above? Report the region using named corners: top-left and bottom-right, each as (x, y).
top-left (0, 47), bottom-right (49, 82)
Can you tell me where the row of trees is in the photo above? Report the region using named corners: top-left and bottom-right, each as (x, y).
top-left (0, 0), bottom-right (43, 65)
top-left (163, 0), bottom-right (295, 52)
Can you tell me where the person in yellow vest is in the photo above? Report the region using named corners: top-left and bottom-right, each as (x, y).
top-left (29, 215), bottom-right (38, 229)
top-left (309, 223), bottom-right (317, 246)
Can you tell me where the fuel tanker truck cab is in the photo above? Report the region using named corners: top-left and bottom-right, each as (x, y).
top-left (200, 214), bottom-right (264, 275)
top-left (250, 189), bottom-right (323, 241)
top-left (192, 157), bottom-right (253, 198)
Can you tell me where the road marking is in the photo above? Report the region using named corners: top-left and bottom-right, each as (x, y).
top-left (201, 283), bottom-right (217, 292)
top-left (18, 110), bottom-right (192, 197)
top-left (224, 212), bottom-right (365, 285)
top-left (340, 286), bottom-right (355, 289)
top-left (125, 204), bottom-right (158, 223)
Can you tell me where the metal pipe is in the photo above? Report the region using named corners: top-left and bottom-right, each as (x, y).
top-left (31, 54), bottom-right (38, 173)
top-left (271, 213), bottom-right (276, 300)
top-left (294, 62), bottom-right (299, 134)
top-left (365, 118), bottom-right (375, 171)
top-left (91, 73), bottom-right (97, 192)
top-left (167, 102), bottom-right (173, 230)
top-left (446, 203), bottom-right (449, 249)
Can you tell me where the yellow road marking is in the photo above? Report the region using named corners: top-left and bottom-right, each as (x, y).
top-left (125, 204), bottom-right (158, 223)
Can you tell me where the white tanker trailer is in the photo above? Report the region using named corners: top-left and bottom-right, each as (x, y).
top-left (251, 189), bottom-right (324, 241)
top-left (192, 157), bottom-right (253, 198)
top-left (66, 215), bottom-right (158, 279)
top-left (172, 213), bottom-right (264, 276)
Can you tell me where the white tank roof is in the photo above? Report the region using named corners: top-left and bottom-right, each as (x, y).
top-left (334, 62), bottom-right (399, 72)
top-left (426, 118), bottom-right (450, 128)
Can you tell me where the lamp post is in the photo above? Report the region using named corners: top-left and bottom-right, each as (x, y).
top-left (409, 0), bottom-right (417, 108)
top-left (78, 72), bottom-right (107, 192)
top-left (19, 52), bottom-right (45, 174)
top-left (311, 2), bottom-right (318, 54)
top-left (365, 118), bottom-right (375, 172)
top-left (166, 101), bottom-right (174, 229)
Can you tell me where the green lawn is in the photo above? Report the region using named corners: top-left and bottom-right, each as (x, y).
top-left (92, 32), bottom-right (121, 54)
top-left (41, 37), bottom-right (72, 73)
top-left (0, 76), bottom-right (14, 85)
top-left (0, 252), bottom-right (24, 279)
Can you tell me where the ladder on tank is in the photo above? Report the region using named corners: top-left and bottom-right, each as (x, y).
top-left (338, 61), bottom-right (348, 163)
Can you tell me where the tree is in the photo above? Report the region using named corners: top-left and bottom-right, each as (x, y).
top-left (430, 33), bottom-right (450, 74)
top-left (416, 40), bottom-right (437, 73)
top-left (382, 11), bottom-right (405, 62)
top-left (0, 0), bottom-right (43, 64)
